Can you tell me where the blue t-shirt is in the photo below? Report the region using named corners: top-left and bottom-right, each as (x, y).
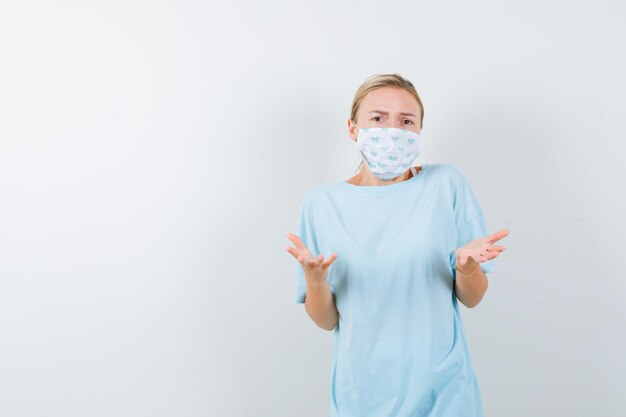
top-left (294, 163), bottom-right (496, 417)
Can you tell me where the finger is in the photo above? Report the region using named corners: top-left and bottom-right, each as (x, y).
top-left (485, 245), bottom-right (506, 253)
top-left (286, 233), bottom-right (307, 251)
top-left (486, 228), bottom-right (510, 244)
top-left (486, 251), bottom-right (500, 261)
top-left (482, 247), bottom-right (500, 260)
top-left (287, 247), bottom-right (316, 266)
top-left (285, 246), bottom-right (303, 261)
top-left (322, 253), bottom-right (338, 268)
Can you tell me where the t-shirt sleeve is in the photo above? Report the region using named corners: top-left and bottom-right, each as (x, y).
top-left (293, 190), bottom-right (335, 304)
top-left (449, 173), bottom-right (496, 278)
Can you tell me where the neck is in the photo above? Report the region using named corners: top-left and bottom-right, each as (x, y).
top-left (354, 165), bottom-right (416, 186)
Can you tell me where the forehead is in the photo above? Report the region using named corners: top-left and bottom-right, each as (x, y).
top-left (360, 87), bottom-right (421, 114)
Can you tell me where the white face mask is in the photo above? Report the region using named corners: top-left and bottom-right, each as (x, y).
top-left (352, 121), bottom-right (422, 180)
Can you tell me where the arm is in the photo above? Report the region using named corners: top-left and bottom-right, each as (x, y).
top-left (304, 277), bottom-right (339, 331)
top-left (286, 230), bottom-right (339, 331)
top-left (454, 253), bottom-right (488, 308)
top-left (452, 229), bottom-right (508, 308)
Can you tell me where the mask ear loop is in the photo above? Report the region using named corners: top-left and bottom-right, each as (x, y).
top-left (350, 120), bottom-right (364, 174)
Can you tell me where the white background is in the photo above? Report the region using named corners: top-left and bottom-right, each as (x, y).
top-left (1, 1), bottom-right (625, 416)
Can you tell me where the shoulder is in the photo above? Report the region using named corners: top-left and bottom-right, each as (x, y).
top-left (299, 182), bottom-right (334, 210)
top-left (301, 180), bottom-right (339, 201)
top-left (425, 162), bottom-right (467, 185)
top-left (301, 184), bottom-right (324, 201)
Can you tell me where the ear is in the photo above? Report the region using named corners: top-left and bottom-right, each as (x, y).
top-left (347, 120), bottom-right (358, 142)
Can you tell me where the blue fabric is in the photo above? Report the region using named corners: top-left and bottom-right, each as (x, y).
top-left (294, 163), bottom-right (496, 417)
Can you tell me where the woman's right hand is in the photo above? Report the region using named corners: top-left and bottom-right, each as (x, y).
top-left (286, 232), bottom-right (337, 285)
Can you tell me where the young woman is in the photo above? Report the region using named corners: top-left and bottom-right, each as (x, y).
top-left (286, 73), bottom-right (509, 417)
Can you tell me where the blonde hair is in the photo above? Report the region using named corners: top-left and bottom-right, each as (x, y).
top-left (350, 73), bottom-right (424, 125)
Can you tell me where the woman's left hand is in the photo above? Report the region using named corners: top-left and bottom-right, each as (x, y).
top-left (456, 228), bottom-right (509, 268)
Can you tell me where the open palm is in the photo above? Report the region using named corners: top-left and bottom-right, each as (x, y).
top-left (285, 233), bottom-right (337, 284)
top-left (456, 228), bottom-right (509, 267)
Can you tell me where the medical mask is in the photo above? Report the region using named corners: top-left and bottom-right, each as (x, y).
top-left (352, 121), bottom-right (422, 180)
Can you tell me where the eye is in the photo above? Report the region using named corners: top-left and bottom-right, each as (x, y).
top-left (371, 116), bottom-right (384, 122)
top-left (403, 120), bottom-right (414, 125)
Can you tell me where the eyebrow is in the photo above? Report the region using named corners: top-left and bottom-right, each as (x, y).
top-left (369, 110), bottom-right (417, 117)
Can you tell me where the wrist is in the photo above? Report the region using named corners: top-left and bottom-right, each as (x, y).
top-left (305, 275), bottom-right (328, 288)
